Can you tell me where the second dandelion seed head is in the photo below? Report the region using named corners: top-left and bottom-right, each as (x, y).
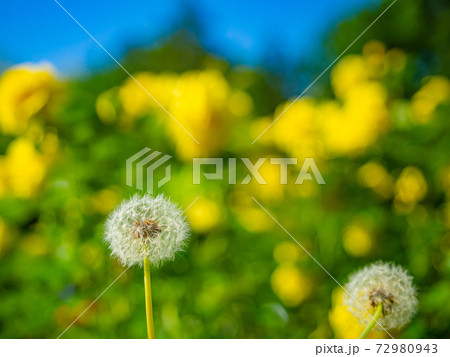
top-left (344, 261), bottom-right (418, 330)
top-left (104, 194), bottom-right (190, 267)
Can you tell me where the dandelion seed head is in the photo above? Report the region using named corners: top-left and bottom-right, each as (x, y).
top-left (344, 261), bottom-right (418, 330)
top-left (104, 194), bottom-right (190, 267)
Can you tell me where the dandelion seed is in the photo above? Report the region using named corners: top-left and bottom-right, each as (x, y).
top-left (344, 261), bottom-right (418, 335)
top-left (104, 193), bottom-right (190, 338)
top-left (104, 193), bottom-right (190, 267)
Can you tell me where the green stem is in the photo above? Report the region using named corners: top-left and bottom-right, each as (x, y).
top-left (144, 258), bottom-right (155, 339)
top-left (358, 303), bottom-right (383, 339)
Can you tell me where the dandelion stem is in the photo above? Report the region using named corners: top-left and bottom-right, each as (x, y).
top-left (144, 258), bottom-right (155, 339)
top-left (359, 303), bottom-right (383, 339)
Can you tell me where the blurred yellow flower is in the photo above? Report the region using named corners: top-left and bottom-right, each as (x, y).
top-left (118, 72), bottom-right (177, 121)
top-left (114, 69), bottom-right (253, 160)
top-left (318, 81), bottom-right (388, 156)
top-left (331, 55), bottom-right (369, 98)
top-left (362, 40), bottom-right (387, 77)
top-left (250, 116), bottom-right (274, 146)
top-left (0, 137), bottom-right (48, 198)
top-left (229, 190), bottom-right (275, 232)
top-left (273, 60), bottom-right (388, 160)
top-left (394, 167), bottom-right (427, 212)
top-left (0, 64), bottom-right (57, 135)
top-left (96, 88), bottom-right (119, 124)
top-left (411, 76), bottom-right (450, 123)
top-left (101, 68), bottom-right (239, 157)
top-left (336, 83), bottom-right (387, 153)
top-left (40, 131), bottom-right (59, 156)
top-left (342, 223), bottom-right (373, 257)
top-left (272, 98), bottom-right (321, 160)
top-left (167, 70), bottom-right (234, 160)
top-left (357, 162), bottom-right (393, 199)
top-left (236, 207), bottom-right (275, 233)
top-left (187, 197), bottom-right (221, 232)
top-left (20, 233), bottom-right (50, 256)
top-left (247, 158), bottom-right (285, 202)
top-left (271, 263), bottom-right (312, 307)
top-left (0, 219), bottom-right (12, 257)
top-left (88, 188), bottom-right (121, 215)
top-left (273, 98), bottom-right (316, 151)
top-left (329, 288), bottom-right (387, 338)
top-left (273, 241), bottom-right (303, 263)
top-left (228, 90), bottom-right (253, 117)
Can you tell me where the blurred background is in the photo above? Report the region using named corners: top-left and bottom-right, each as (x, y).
top-left (0, 0), bottom-right (449, 338)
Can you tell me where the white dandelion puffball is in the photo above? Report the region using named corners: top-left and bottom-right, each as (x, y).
top-left (104, 194), bottom-right (190, 267)
top-left (344, 261), bottom-right (418, 330)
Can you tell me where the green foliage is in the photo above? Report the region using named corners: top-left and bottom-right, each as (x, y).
top-left (0, 0), bottom-right (449, 339)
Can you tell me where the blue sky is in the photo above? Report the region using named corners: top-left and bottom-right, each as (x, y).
top-left (0, 0), bottom-right (382, 76)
